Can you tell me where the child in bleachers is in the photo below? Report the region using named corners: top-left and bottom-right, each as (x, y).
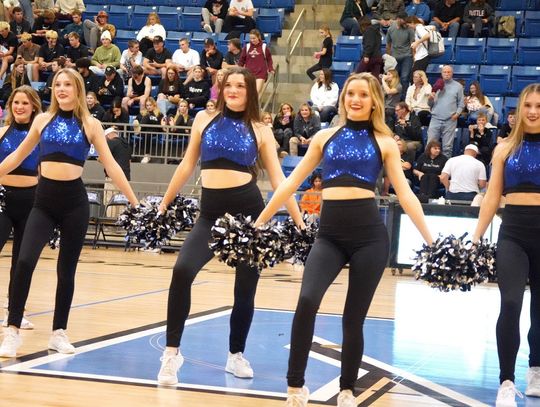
top-left (306, 24), bottom-right (333, 81)
top-left (273, 102), bottom-right (295, 155)
top-left (299, 172), bottom-right (322, 215)
top-left (468, 111), bottom-right (493, 168)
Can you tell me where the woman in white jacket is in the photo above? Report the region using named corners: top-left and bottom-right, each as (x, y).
top-left (309, 68), bottom-right (339, 123)
top-left (136, 12), bottom-right (167, 55)
top-left (405, 69), bottom-right (432, 126)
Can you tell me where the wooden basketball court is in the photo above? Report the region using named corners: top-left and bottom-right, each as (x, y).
top-left (0, 243), bottom-right (526, 406)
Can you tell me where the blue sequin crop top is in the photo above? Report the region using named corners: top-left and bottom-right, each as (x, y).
top-left (40, 109), bottom-right (90, 167)
top-left (321, 119), bottom-right (383, 191)
top-left (504, 133), bottom-right (540, 195)
top-left (200, 107), bottom-right (258, 173)
top-left (0, 122), bottom-right (39, 176)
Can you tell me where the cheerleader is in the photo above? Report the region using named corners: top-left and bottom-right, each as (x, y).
top-left (0, 86), bottom-right (41, 330)
top-left (0, 68), bottom-right (138, 358)
top-left (473, 83), bottom-right (540, 407)
top-left (254, 73), bottom-right (433, 407)
top-left (156, 66), bottom-right (303, 386)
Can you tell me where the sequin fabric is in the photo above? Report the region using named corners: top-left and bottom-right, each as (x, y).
top-left (322, 119), bottom-right (382, 190)
top-left (504, 133), bottom-right (540, 194)
top-left (40, 110), bottom-right (90, 167)
top-left (201, 111), bottom-right (258, 170)
top-left (0, 123), bottom-right (39, 175)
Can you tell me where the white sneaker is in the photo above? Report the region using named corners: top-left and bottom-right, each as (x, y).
top-left (157, 349), bottom-right (184, 385)
top-left (48, 329), bottom-right (75, 354)
top-left (285, 386), bottom-right (309, 407)
top-left (496, 380), bottom-right (523, 407)
top-left (203, 23), bottom-right (212, 33)
top-left (3, 310), bottom-right (34, 330)
top-left (141, 155), bottom-right (151, 164)
top-left (526, 366), bottom-right (540, 397)
top-left (225, 352), bottom-right (253, 378)
top-left (338, 389), bottom-right (357, 406)
top-left (0, 326), bottom-right (21, 357)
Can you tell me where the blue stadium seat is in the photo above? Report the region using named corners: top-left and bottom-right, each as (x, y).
top-left (430, 36), bottom-right (455, 65)
top-left (152, 0), bottom-right (171, 5)
top-left (485, 38), bottom-right (517, 65)
top-left (115, 30), bottom-right (135, 49)
top-left (523, 11), bottom-right (540, 37)
top-left (182, 6), bottom-right (204, 31)
top-left (158, 7), bottom-right (182, 31)
top-left (256, 8), bottom-right (283, 36)
top-left (503, 96), bottom-right (518, 119)
top-left (495, 10), bottom-right (524, 36)
top-left (165, 31), bottom-right (192, 50)
top-left (510, 65), bottom-right (540, 95)
top-left (454, 37), bottom-right (485, 64)
top-left (132, 6), bottom-right (158, 29)
top-left (109, 5), bottom-right (132, 30)
top-left (176, 0), bottom-right (206, 7)
top-left (452, 64), bottom-right (479, 89)
top-left (331, 61), bottom-right (354, 89)
top-left (253, 0), bottom-right (271, 7)
top-left (489, 96), bottom-right (504, 125)
top-left (334, 35), bottom-right (362, 62)
top-left (518, 38), bottom-right (540, 66)
top-left (271, 0), bottom-right (294, 11)
top-left (528, 0), bottom-right (540, 10)
top-left (496, 0), bottom-right (527, 10)
top-left (479, 65), bottom-right (511, 96)
top-left (216, 32), bottom-right (229, 54)
top-left (425, 64), bottom-right (443, 84)
top-left (82, 4), bottom-right (108, 21)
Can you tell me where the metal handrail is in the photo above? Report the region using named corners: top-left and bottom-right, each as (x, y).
top-left (260, 63), bottom-right (280, 113)
top-left (286, 8), bottom-right (306, 82)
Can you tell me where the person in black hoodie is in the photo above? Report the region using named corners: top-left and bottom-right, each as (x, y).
top-left (97, 65), bottom-right (125, 106)
top-left (104, 127), bottom-right (131, 181)
top-left (102, 98), bottom-right (130, 127)
top-left (75, 58), bottom-right (100, 95)
top-left (182, 65), bottom-right (210, 110)
top-left (355, 16), bottom-right (383, 79)
top-left (413, 139), bottom-right (447, 202)
top-left (0, 60), bottom-right (30, 102)
top-left (86, 92), bottom-right (106, 121)
top-left (201, 0), bottom-right (229, 34)
top-left (392, 101), bottom-right (423, 154)
top-left (460, 0), bottom-right (494, 38)
top-left (340, 0), bottom-right (369, 36)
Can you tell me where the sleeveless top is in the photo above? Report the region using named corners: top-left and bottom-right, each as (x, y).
top-left (132, 75), bottom-right (147, 96)
top-left (504, 133), bottom-right (540, 195)
top-left (200, 107), bottom-right (258, 174)
top-left (40, 109), bottom-right (90, 167)
top-left (321, 119), bottom-right (383, 191)
top-left (0, 122), bottom-right (39, 176)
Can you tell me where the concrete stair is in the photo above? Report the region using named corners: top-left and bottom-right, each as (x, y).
top-left (262, 0), bottom-right (343, 111)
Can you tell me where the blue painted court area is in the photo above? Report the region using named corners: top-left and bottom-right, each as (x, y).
top-left (3, 296), bottom-right (539, 406)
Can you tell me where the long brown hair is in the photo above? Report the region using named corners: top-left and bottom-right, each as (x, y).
top-left (468, 81), bottom-right (486, 105)
top-left (4, 85), bottom-right (42, 126)
top-left (503, 83), bottom-right (540, 159)
top-left (10, 59), bottom-right (28, 90)
top-left (337, 73), bottom-right (393, 137)
top-left (216, 66), bottom-right (260, 123)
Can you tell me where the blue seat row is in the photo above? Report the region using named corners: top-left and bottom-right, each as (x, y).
top-left (425, 64), bottom-right (540, 96)
top-left (86, 0), bottom-right (293, 10)
top-left (496, 0), bottom-right (539, 11)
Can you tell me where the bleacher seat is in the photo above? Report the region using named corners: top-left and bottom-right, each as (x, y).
top-left (510, 65), bottom-right (540, 95)
top-left (158, 6), bottom-right (182, 31)
top-left (330, 61), bottom-right (354, 89)
top-left (489, 96), bottom-right (504, 125)
top-left (182, 6), bottom-right (203, 31)
top-left (256, 8), bottom-right (283, 36)
top-left (253, 0), bottom-right (271, 7)
top-left (115, 29), bottom-right (135, 49)
top-left (518, 38), bottom-right (540, 66)
top-left (495, 10), bottom-right (524, 36)
top-left (82, 4), bottom-right (108, 21)
top-left (190, 32), bottom-right (214, 52)
top-left (166, 31), bottom-right (191, 50)
top-left (454, 37), bottom-right (485, 64)
top-left (109, 5), bottom-right (132, 30)
top-left (523, 11), bottom-right (540, 37)
top-left (503, 96), bottom-right (518, 118)
top-left (271, 0), bottom-right (294, 11)
top-left (216, 33), bottom-right (229, 54)
top-left (430, 36), bottom-right (455, 65)
top-left (334, 36), bottom-right (362, 62)
top-left (496, 0), bottom-right (527, 10)
top-left (485, 38), bottom-right (517, 65)
top-left (479, 65), bottom-right (511, 95)
top-left (132, 6), bottom-right (158, 29)
top-left (176, 0), bottom-right (205, 6)
top-left (528, 0), bottom-right (540, 10)
top-left (452, 64), bottom-right (479, 88)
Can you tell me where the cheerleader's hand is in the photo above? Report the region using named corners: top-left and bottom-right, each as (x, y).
top-left (158, 202), bottom-right (168, 215)
top-left (296, 219), bottom-right (306, 230)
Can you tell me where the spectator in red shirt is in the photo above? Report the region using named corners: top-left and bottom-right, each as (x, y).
top-left (238, 29), bottom-right (273, 94)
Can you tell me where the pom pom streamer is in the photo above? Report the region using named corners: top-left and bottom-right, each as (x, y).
top-left (412, 233), bottom-right (497, 292)
top-left (117, 195), bottom-right (199, 249)
top-left (0, 185), bottom-right (6, 213)
top-left (49, 227), bottom-right (61, 250)
top-left (209, 213), bottom-right (283, 272)
top-left (279, 214), bottom-right (319, 265)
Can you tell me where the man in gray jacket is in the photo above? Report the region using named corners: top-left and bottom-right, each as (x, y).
top-left (427, 65), bottom-right (464, 158)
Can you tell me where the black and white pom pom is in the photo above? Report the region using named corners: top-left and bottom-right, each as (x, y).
top-left (209, 213), bottom-right (283, 271)
top-left (280, 214), bottom-right (319, 265)
top-left (117, 204), bottom-right (146, 245)
top-left (470, 239), bottom-right (497, 283)
top-left (48, 227), bottom-right (61, 250)
top-left (0, 185), bottom-right (6, 213)
top-left (165, 195), bottom-right (199, 235)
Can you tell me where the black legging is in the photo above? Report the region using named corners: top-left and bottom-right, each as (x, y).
top-left (0, 185), bottom-right (36, 299)
top-left (166, 181), bottom-right (265, 352)
top-left (496, 205), bottom-right (540, 383)
top-left (287, 199), bottom-right (389, 392)
top-left (7, 176), bottom-right (89, 330)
